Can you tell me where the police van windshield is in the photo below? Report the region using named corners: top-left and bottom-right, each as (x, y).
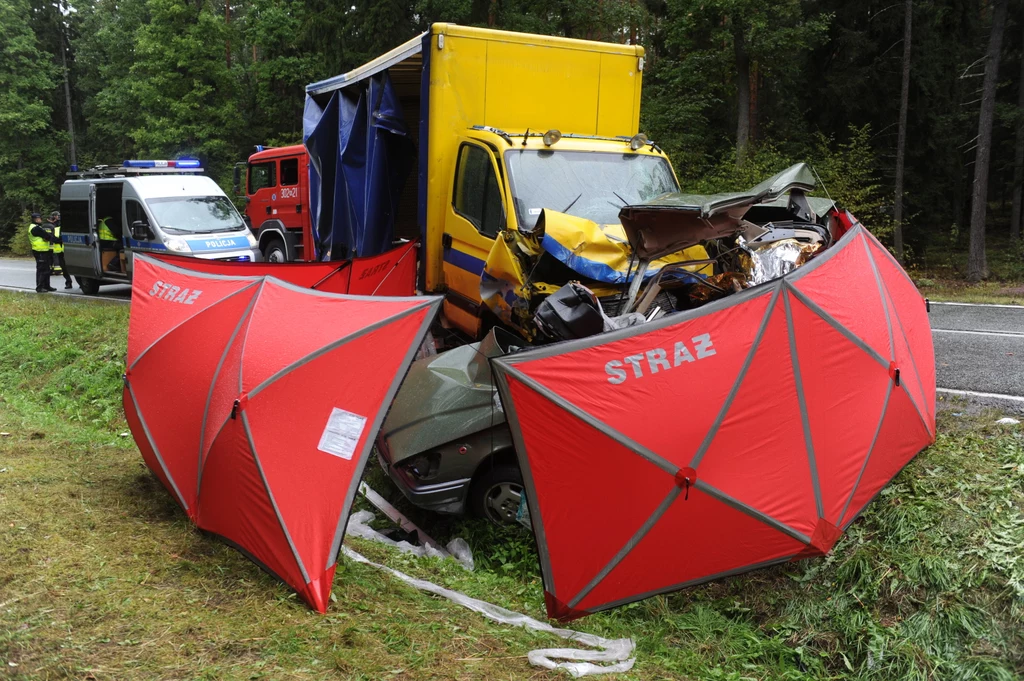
top-left (146, 196), bottom-right (245, 234)
top-left (504, 150), bottom-right (679, 231)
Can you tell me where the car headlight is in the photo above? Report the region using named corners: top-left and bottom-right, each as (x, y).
top-left (398, 451), bottom-right (441, 480)
top-left (165, 237), bottom-right (191, 253)
top-left (245, 232), bottom-right (258, 248)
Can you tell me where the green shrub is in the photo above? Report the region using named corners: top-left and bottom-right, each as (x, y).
top-left (675, 124), bottom-right (893, 241)
top-left (810, 125), bottom-right (894, 241)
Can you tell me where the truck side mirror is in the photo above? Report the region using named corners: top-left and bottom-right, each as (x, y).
top-left (131, 220), bottom-right (151, 240)
top-left (233, 163), bottom-right (246, 196)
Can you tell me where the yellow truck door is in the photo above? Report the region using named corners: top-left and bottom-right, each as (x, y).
top-left (443, 140), bottom-right (509, 337)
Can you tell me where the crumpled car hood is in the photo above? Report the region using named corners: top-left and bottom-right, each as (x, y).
top-left (380, 329), bottom-right (516, 462)
top-left (618, 163), bottom-right (832, 260)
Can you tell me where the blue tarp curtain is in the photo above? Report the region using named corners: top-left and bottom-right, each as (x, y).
top-left (303, 73), bottom-right (414, 260)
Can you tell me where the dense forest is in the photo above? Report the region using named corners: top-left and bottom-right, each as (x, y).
top-left (1, 0), bottom-right (1022, 278)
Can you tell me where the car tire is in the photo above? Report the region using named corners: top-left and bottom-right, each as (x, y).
top-left (76, 277), bottom-right (100, 295)
top-left (262, 238), bottom-right (287, 263)
top-left (469, 463), bottom-right (525, 525)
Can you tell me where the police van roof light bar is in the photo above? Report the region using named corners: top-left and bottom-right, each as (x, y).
top-left (122, 158), bottom-right (201, 168)
top-left (68, 162), bottom-right (206, 179)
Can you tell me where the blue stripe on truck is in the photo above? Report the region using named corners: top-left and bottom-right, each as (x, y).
top-left (443, 248), bottom-right (485, 276)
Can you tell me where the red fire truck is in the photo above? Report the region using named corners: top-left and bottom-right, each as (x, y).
top-left (236, 144), bottom-right (314, 262)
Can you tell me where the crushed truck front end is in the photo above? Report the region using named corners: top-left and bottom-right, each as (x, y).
top-left (447, 130), bottom-right (710, 340)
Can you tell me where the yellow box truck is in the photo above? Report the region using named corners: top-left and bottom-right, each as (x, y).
top-left (303, 23), bottom-right (706, 341)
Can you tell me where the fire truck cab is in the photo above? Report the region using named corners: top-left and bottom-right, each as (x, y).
top-left (236, 145), bottom-right (313, 262)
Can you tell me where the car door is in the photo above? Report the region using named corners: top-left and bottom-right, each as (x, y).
top-left (277, 156), bottom-right (304, 229)
top-left (59, 188), bottom-right (100, 278)
top-left (123, 197), bottom-right (155, 274)
top-left (248, 160), bottom-right (277, 226)
top-left (443, 141), bottom-right (508, 338)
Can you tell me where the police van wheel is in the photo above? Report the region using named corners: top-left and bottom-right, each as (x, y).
top-left (76, 277), bottom-right (100, 295)
top-left (262, 239), bottom-right (287, 263)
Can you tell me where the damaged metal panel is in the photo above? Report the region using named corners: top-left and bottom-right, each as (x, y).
top-left (380, 328), bottom-right (523, 463)
top-left (618, 163), bottom-right (825, 260)
top-left (481, 208), bottom-right (712, 339)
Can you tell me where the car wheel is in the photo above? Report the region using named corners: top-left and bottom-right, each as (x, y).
top-left (262, 238), bottom-right (287, 263)
top-left (76, 277), bottom-right (100, 295)
top-left (469, 463), bottom-right (524, 525)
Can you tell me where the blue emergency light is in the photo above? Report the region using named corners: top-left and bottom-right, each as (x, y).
top-left (123, 160), bottom-right (172, 168)
top-left (121, 158), bottom-right (202, 168)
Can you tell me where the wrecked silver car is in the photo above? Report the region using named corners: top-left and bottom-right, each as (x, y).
top-left (377, 328), bottom-right (527, 523)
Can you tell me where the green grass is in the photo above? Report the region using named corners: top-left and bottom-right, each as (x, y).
top-left (912, 277), bottom-right (1024, 305)
top-left (1, 290), bottom-right (1022, 680)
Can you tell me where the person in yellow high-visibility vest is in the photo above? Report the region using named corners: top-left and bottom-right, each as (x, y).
top-left (27, 213), bottom-right (60, 292)
top-left (48, 211), bottom-right (72, 289)
top-left (97, 216), bottom-right (122, 273)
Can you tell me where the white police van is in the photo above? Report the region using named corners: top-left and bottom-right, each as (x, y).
top-left (60, 160), bottom-right (261, 294)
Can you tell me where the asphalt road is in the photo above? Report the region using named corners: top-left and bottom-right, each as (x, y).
top-left (929, 302), bottom-right (1024, 406)
top-left (1, 256), bottom-right (1022, 403)
top-left (0, 257), bottom-right (131, 302)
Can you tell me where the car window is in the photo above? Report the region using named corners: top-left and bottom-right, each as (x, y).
top-left (146, 196), bottom-right (245, 234)
top-left (280, 158), bottom-right (299, 186)
top-left (248, 162), bottom-right (276, 193)
top-left (59, 200), bottom-right (90, 234)
top-left (125, 199), bottom-right (147, 229)
top-left (453, 144), bottom-right (504, 239)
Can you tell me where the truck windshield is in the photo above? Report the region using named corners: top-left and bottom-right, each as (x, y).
top-left (146, 196), bottom-right (245, 234)
top-left (504, 150), bottom-right (678, 231)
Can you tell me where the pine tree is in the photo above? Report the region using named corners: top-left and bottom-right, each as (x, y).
top-left (129, 0), bottom-right (244, 186)
top-left (0, 0), bottom-right (64, 240)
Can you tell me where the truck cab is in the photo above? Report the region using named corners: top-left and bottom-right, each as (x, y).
top-left (60, 161), bottom-right (260, 294)
top-left (440, 128), bottom-right (678, 336)
top-left (237, 145), bottom-right (313, 263)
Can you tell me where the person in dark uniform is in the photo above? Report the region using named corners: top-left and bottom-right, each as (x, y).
top-left (27, 213), bottom-right (60, 292)
top-left (48, 211), bottom-right (73, 289)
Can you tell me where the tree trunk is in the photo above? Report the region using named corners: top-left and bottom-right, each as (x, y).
top-left (749, 60), bottom-right (759, 146)
top-left (59, 25), bottom-right (76, 168)
top-left (893, 0), bottom-right (912, 264)
top-left (967, 0), bottom-right (1008, 281)
top-left (1011, 20), bottom-right (1024, 244)
top-left (734, 23), bottom-right (750, 167)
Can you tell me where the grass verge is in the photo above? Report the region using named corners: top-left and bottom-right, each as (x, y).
top-left (912, 277), bottom-right (1024, 305)
top-left (1, 290), bottom-right (1022, 680)
top-left (912, 233), bottom-right (1024, 304)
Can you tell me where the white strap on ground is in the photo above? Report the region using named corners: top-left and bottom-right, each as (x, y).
top-left (341, 544), bottom-right (635, 676)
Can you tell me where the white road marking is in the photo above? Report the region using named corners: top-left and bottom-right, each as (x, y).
top-left (937, 388), bottom-right (1024, 403)
top-left (929, 301), bottom-right (1024, 310)
top-left (932, 328), bottom-right (1024, 339)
